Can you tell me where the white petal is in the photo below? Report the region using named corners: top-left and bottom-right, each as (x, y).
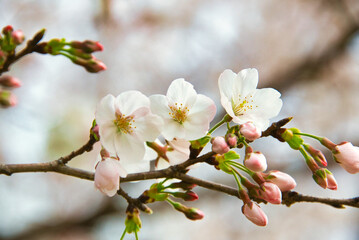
top-left (218, 69), bottom-right (237, 102)
top-left (182, 120), bottom-right (209, 140)
top-left (99, 123), bottom-right (118, 154)
top-left (161, 120), bottom-right (186, 140)
top-left (251, 88), bottom-right (283, 119)
top-left (156, 158), bottom-right (171, 170)
top-left (166, 79), bottom-right (197, 108)
top-left (115, 91), bottom-right (150, 116)
top-left (133, 113), bottom-right (163, 141)
top-left (188, 94), bottom-right (216, 123)
top-left (115, 133), bottom-right (146, 163)
top-left (167, 139), bottom-right (190, 165)
top-left (150, 94), bottom-right (172, 120)
top-left (96, 94), bottom-right (116, 125)
top-left (237, 68), bottom-right (258, 96)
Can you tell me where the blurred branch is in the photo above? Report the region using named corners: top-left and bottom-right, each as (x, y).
top-left (267, 19), bottom-right (359, 92)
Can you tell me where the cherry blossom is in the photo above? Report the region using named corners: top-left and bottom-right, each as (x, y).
top-left (94, 157), bottom-right (127, 197)
top-left (218, 68), bottom-right (282, 131)
top-left (95, 92), bottom-right (163, 170)
top-left (242, 202), bottom-right (268, 226)
top-left (150, 79), bottom-right (216, 140)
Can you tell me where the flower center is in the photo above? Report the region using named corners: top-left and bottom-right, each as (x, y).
top-left (169, 103), bottom-right (189, 124)
top-left (232, 94), bottom-right (257, 116)
top-left (113, 112), bottom-right (135, 134)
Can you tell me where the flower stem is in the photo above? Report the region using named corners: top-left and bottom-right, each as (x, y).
top-left (294, 132), bottom-right (323, 141)
top-left (207, 114), bottom-right (232, 135)
top-left (120, 228), bottom-right (127, 240)
top-left (231, 168), bottom-right (244, 191)
top-left (227, 161), bottom-right (253, 175)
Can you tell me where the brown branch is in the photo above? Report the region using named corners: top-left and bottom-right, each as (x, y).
top-left (117, 188), bottom-right (152, 213)
top-left (0, 129), bottom-right (358, 209)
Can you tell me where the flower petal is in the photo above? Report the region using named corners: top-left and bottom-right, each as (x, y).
top-left (99, 122), bottom-right (118, 154)
top-left (161, 120), bottom-right (186, 140)
top-left (237, 68), bottom-right (258, 97)
top-left (115, 90), bottom-right (150, 116)
top-left (96, 94), bottom-right (116, 125)
top-left (115, 133), bottom-right (146, 164)
top-left (133, 114), bottom-right (163, 141)
top-left (166, 78), bottom-right (197, 108)
top-left (150, 94), bottom-right (172, 120)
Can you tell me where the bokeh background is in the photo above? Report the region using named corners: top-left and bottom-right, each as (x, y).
top-left (1, 0), bottom-right (359, 239)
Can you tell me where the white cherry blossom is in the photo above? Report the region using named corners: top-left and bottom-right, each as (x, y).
top-left (150, 79), bottom-right (216, 140)
top-left (95, 91), bottom-right (163, 169)
top-left (218, 68), bottom-right (282, 131)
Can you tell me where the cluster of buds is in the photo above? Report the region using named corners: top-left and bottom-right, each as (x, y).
top-left (0, 26), bottom-right (25, 108)
top-left (0, 25), bottom-right (25, 64)
top-left (37, 38), bottom-right (106, 73)
top-left (0, 75), bottom-right (21, 108)
top-left (279, 128), bottom-right (359, 189)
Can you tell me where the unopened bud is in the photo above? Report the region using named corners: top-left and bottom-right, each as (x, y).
top-left (2, 25), bottom-right (13, 35)
top-left (304, 144), bottom-right (327, 167)
top-left (312, 168), bottom-right (337, 190)
top-left (11, 30), bottom-right (24, 45)
top-left (225, 133), bottom-right (238, 148)
top-left (332, 142), bottom-right (359, 174)
top-left (211, 136), bottom-right (230, 154)
top-left (167, 181), bottom-right (197, 190)
top-left (266, 170), bottom-right (296, 192)
top-left (0, 90), bottom-right (17, 107)
top-left (242, 202), bottom-right (268, 226)
top-left (84, 58), bottom-right (107, 73)
top-left (240, 122), bottom-right (261, 141)
top-left (0, 75), bottom-right (22, 88)
top-left (258, 182), bottom-right (282, 204)
top-left (70, 40), bottom-right (104, 53)
top-left (171, 191), bottom-right (199, 201)
top-left (244, 147), bottom-right (267, 172)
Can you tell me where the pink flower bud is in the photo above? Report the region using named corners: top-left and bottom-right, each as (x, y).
top-left (94, 158), bottom-right (127, 197)
top-left (83, 40), bottom-right (104, 52)
top-left (242, 202), bottom-right (268, 226)
top-left (0, 75), bottom-right (22, 88)
top-left (312, 168), bottom-right (337, 190)
top-left (0, 90), bottom-right (17, 108)
top-left (185, 208), bottom-right (204, 220)
top-left (86, 58), bottom-right (107, 73)
top-left (258, 182), bottom-right (282, 204)
top-left (304, 144), bottom-right (327, 167)
top-left (240, 122), bottom-right (261, 141)
top-left (332, 142), bottom-right (359, 174)
top-left (211, 136), bottom-right (230, 154)
top-left (225, 133), bottom-right (238, 148)
top-left (244, 151), bottom-right (267, 172)
top-left (267, 170), bottom-right (296, 192)
top-left (11, 30), bottom-right (25, 45)
top-left (2, 25), bottom-right (13, 35)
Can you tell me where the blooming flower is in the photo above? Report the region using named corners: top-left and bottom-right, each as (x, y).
top-left (332, 142), bottom-right (359, 174)
top-left (96, 92), bottom-right (163, 170)
top-left (94, 157), bottom-right (128, 197)
top-left (150, 78), bottom-right (216, 140)
top-left (218, 68), bottom-right (282, 131)
top-left (242, 202), bottom-right (268, 226)
top-left (267, 170), bottom-right (296, 192)
top-left (145, 139), bottom-right (190, 170)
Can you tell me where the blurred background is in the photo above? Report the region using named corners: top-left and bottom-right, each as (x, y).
top-left (0, 0), bottom-right (359, 239)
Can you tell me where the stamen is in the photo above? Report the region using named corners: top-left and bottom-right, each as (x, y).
top-left (169, 103), bottom-right (189, 124)
top-left (113, 112), bottom-right (135, 134)
top-left (232, 94), bottom-right (257, 116)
